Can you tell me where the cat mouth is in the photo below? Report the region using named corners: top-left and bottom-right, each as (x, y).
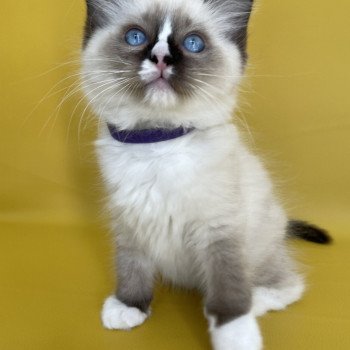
top-left (141, 69), bottom-right (177, 106)
top-left (146, 77), bottom-right (173, 92)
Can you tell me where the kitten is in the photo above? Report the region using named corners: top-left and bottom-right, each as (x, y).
top-left (81, 1), bottom-right (330, 349)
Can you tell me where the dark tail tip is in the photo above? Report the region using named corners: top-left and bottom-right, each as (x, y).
top-left (287, 220), bottom-right (332, 244)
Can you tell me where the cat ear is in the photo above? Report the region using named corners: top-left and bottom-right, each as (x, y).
top-left (84, 0), bottom-right (118, 45)
top-left (205, 0), bottom-right (254, 61)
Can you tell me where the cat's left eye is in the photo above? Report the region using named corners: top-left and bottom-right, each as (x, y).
top-left (183, 35), bottom-right (205, 53)
top-left (125, 28), bottom-right (147, 46)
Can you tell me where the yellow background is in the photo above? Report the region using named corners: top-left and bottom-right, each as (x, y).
top-left (1, 1), bottom-right (349, 349)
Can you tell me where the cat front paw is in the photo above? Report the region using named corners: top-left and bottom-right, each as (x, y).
top-left (101, 296), bottom-right (148, 330)
top-left (209, 313), bottom-right (262, 350)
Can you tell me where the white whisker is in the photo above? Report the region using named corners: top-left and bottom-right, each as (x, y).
top-left (48, 77), bottom-right (118, 134)
top-left (65, 80), bottom-right (123, 142)
top-left (77, 80), bottom-right (134, 144)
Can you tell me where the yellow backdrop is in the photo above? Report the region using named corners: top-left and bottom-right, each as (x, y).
top-left (1, 1), bottom-right (349, 349)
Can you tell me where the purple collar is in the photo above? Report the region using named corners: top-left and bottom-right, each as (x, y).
top-left (107, 123), bottom-right (194, 144)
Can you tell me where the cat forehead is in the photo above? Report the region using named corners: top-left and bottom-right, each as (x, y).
top-left (116, 0), bottom-right (213, 26)
top-left (126, 8), bottom-right (207, 39)
top-left (122, 0), bottom-right (207, 14)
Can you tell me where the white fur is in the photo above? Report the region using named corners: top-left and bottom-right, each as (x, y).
top-left (151, 40), bottom-right (170, 59)
top-left (209, 313), bottom-right (262, 350)
top-left (157, 16), bottom-right (172, 43)
top-left (139, 60), bottom-right (160, 82)
top-left (101, 296), bottom-right (149, 330)
top-left (252, 279), bottom-right (305, 317)
top-left (139, 60), bottom-right (173, 83)
top-left (139, 60), bottom-right (174, 82)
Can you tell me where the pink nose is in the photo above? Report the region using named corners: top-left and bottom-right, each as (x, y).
top-left (156, 56), bottom-right (167, 71)
top-left (150, 54), bottom-right (173, 71)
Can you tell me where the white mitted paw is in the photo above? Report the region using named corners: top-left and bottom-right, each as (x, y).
top-left (101, 296), bottom-right (148, 330)
top-left (209, 313), bottom-right (262, 350)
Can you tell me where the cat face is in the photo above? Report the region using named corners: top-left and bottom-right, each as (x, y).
top-left (82, 0), bottom-right (253, 123)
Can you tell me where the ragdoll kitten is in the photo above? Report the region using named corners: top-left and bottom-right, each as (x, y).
top-left (81, 1), bottom-right (330, 349)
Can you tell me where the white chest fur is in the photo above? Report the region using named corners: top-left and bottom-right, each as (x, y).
top-left (96, 125), bottom-right (242, 284)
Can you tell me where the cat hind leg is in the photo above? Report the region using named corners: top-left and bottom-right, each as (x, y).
top-left (252, 275), bottom-right (305, 317)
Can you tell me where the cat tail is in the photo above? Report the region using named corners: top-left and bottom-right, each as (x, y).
top-left (287, 220), bottom-right (332, 244)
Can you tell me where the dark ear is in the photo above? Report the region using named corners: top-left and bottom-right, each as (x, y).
top-left (205, 0), bottom-right (254, 62)
top-left (84, 0), bottom-right (117, 46)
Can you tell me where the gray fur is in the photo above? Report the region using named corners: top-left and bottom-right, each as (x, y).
top-left (204, 236), bottom-right (252, 326)
top-left (116, 244), bottom-right (154, 313)
top-left (204, 0), bottom-right (254, 60)
top-left (84, 0), bottom-right (116, 45)
top-left (254, 249), bottom-right (299, 289)
top-left (287, 220), bottom-right (331, 244)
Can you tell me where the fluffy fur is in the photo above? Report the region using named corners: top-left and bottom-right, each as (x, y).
top-left (209, 313), bottom-right (262, 350)
top-left (81, 1), bottom-right (310, 349)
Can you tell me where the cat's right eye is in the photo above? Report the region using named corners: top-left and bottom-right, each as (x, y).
top-left (125, 28), bottom-right (147, 46)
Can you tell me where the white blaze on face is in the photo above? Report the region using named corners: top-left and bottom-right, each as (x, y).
top-left (151, 17), bottom-right (172, 60)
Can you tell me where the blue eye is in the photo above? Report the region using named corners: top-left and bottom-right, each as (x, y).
top-left (125, 29), bottom-right (147, 46)
top-left (183, 35), bottom-right (205, 53)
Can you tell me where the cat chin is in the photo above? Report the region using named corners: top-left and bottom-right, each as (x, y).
top-left (144, 85), bottom-right (178, 109)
